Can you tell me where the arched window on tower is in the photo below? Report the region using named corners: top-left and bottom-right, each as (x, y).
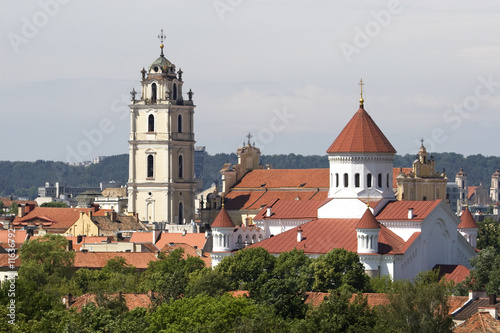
top-left (151, 83), bottom-right (157, 103)
top-left (343, 173), bottom-right (349, 187)
top-left (335, 173), bottom-right (339, 187)
top-left (147, 155), bottom-right (154, 178)
top-left (367, 173), bottom-right (372, 188)
top-left (178, 202), bottom-right (184, 224)
top-left (148, 114), bottom-right (155, 132)
top-left (355, 173), bottom-right (360, 187)
top-left (177, 114), bottom-right (182, 133)
top-left (386, 174), bottom-right (390, 188)
top-left (178, 155), bottom-right (184, 178)
top-left (378, 173), bottom-right (382, 188)
top-left (173, 83), bottom-right (177, 100)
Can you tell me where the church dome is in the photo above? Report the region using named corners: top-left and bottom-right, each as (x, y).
top-left (149, 55), bottom-right (172, 73)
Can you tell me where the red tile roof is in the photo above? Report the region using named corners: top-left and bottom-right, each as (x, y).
top-left (12, 207), bottom-right (112, 231)
top-left (327, 106), bottom-right (396, 154)
top-left (212, 206), bottom-right (235, 228)
top-left (434, 264), bottom-right (470, 284)
top-left (160, 242), bottom-right (211, 267)
top-left (70, 293), bottom-right (152, 312)
top-left (458, 209), bottom-right (479, 229)
top-left (454, 311), bottom-right (500, 332)
top-left (154, 232), bottom-right (207, 251)
top-left (129, 232), bottom-right (157, 244)
top-left (253, 199), bottom-right (329, 220)
top-left (233, 169), bottom-right (329, 189)
top-left (0, 253), bottom-right (21, 267)
top-left (247, 218), bottom-right (404, 255)
top-left (393, 167), bottom-right (413, 188)
top-left (468, 186), bottom-right (478, 200)
top-left (74, 252), bottom-right (158, 269)
top-left (225, 190), bottom-right (329, 211)
top-left (356, 208), bottom-right (380, 229)
top-left (376, 200), bottom-right (441, 221)
top-left (0, 230), bottom-right (28, 249)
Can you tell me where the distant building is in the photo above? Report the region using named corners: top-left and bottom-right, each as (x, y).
top-left (446, 182), bottom-right (460, 213)
top-left (37, 181), bottom-right (100, 200)
top-left (395, 143), bottom-right (447, 202)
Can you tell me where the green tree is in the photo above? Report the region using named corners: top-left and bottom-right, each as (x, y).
top-left (477, 218), bottom-right (500, 250)
top-left (141, 248), bottom-right (205, 305)
top-left (273, 248), bottom-right (313, 290)
top-left (185, 268), bottom-right (231, 298)
top-left (292, 291), bottom-right (377, 333)
top-left (147, 293), bottom-right (260, 333)
top-left (461, 246), bottom-right (500, 294)
top-left (0, 200), bottom-right (4, 212)
top-left (8, 202), bottom-right (18, 215)
top-left (375, 270), bottom-right (453, 333)
top-left (215, 247), bottom-right (276, 290)
top-left (310, 248), bottom-right (369, 292)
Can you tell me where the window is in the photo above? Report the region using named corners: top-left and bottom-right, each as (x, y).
top-left (178, 202), bottom-right (184, 224)
top-left (355, 173), bottom-right (360, 187)
top-left (178, 155), bottom-right (183, 178)
top-left (173, 83), bottom-right (177, 100)
top-left (148, 114), bottom-right (155, 132)
top-left (386, 174), bottom-right (389, 188)
top-left (378, 173), bottom-right (382, 188)
top-left (147, 155), bottom-right (154, 178)
top-left (335, 173), bottom-right (339, 187)
top-left (177, 114), bottom-right (182, 133)
top-left (151, 83), bottom-right (157, 102)
top-left (343, 173), bottom-right (348, 187)
top-left (367, 173), bottom-right (372, 187)
top-left (423, 196), bottom-right (427, 201)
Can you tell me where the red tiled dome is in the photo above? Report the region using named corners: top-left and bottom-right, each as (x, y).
top-left (212, 206), bottom-right (235, 228)
top-left (327, 106), bottom-right (396, 154)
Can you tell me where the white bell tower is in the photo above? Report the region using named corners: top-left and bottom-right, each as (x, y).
top-left (127, 30), bottom-right (196, 225)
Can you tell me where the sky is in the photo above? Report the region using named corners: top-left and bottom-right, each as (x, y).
top-left (1, 0), bottom-right (499, 163)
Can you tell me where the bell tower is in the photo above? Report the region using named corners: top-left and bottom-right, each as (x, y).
top-left (127, 30), bottom-right (196, 225)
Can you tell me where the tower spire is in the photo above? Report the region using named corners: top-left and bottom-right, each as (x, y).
top-left (157, 29), bottom-right (166, 57)
top-left (358, 78), bottom-right (365, 107)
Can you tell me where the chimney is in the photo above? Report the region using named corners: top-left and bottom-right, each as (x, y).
top-left (489, 294), bottom-right (497, 305)
top-left (266, 207), bottom-right (272, 217)
top-left (244, 216), bottom-right (250, 227)
top-left (110, 211), bottom-right (117, 222)
top-left (62, 293), bottom-right (74, 309)
top-left (408, 208), bottom-right (414, 220)
top-left (182, 229), bottom-right (187, 236)
top-left (469, 290), bottom-right (487, 300)
top-left (148, 290), bottom-right (155, 300)
top-left (17, 204), bottom-right (25, 218)
top-left (297, 226), bottom-right (303, 242)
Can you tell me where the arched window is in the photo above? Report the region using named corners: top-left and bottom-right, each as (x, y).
top-left (343, 173), bottom-right (349, 187)
top-left (378, 173), bottom-right (382, 188)
top-left (148, 114), bottom-right (154, 132)
top-left (147, 155), bottom-right (154, 178)
top-left (238, 234), bottom-right (242, 244)
top-left (355, 173), bottom-right (360, 187)
top-left (335, 173), bottom-right (339, 187)
top-left (177, 114), bottom-right (182, 133)
top-left (178, 155), bottom-right (183, 178)
top-left (173, 83), bottom-right (177, 100)
top-left (151, 83), bottom-right (157, 102)
top-left (386, 174), bottom-right (389, 188)
top-left (178, 202), bottom-right (184, 224)
top-left (367, 173), bottom-right (372, 188)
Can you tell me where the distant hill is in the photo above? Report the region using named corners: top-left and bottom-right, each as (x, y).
top-left (1, 152), bottom-right (499, 199)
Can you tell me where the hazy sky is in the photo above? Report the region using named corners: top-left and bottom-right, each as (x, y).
top-left (1, 0), bottom-right (499, 163)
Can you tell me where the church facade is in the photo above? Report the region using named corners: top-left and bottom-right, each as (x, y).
top-left (127, 35), bottom-right (196, 225)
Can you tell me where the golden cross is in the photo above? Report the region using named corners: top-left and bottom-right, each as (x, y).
top-left (358, 78), bottom-right (365, 105)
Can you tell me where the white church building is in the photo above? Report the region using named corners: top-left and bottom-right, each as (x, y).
top-left (210, 94), bottom-right (478, 280)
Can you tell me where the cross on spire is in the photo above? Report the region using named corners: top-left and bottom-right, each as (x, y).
top-left (358, 78), bottom-right (365, 106)
top-left (157, 29), bottom-right (166, 56)
top-left (246, 132), bottom-right (252, 146)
